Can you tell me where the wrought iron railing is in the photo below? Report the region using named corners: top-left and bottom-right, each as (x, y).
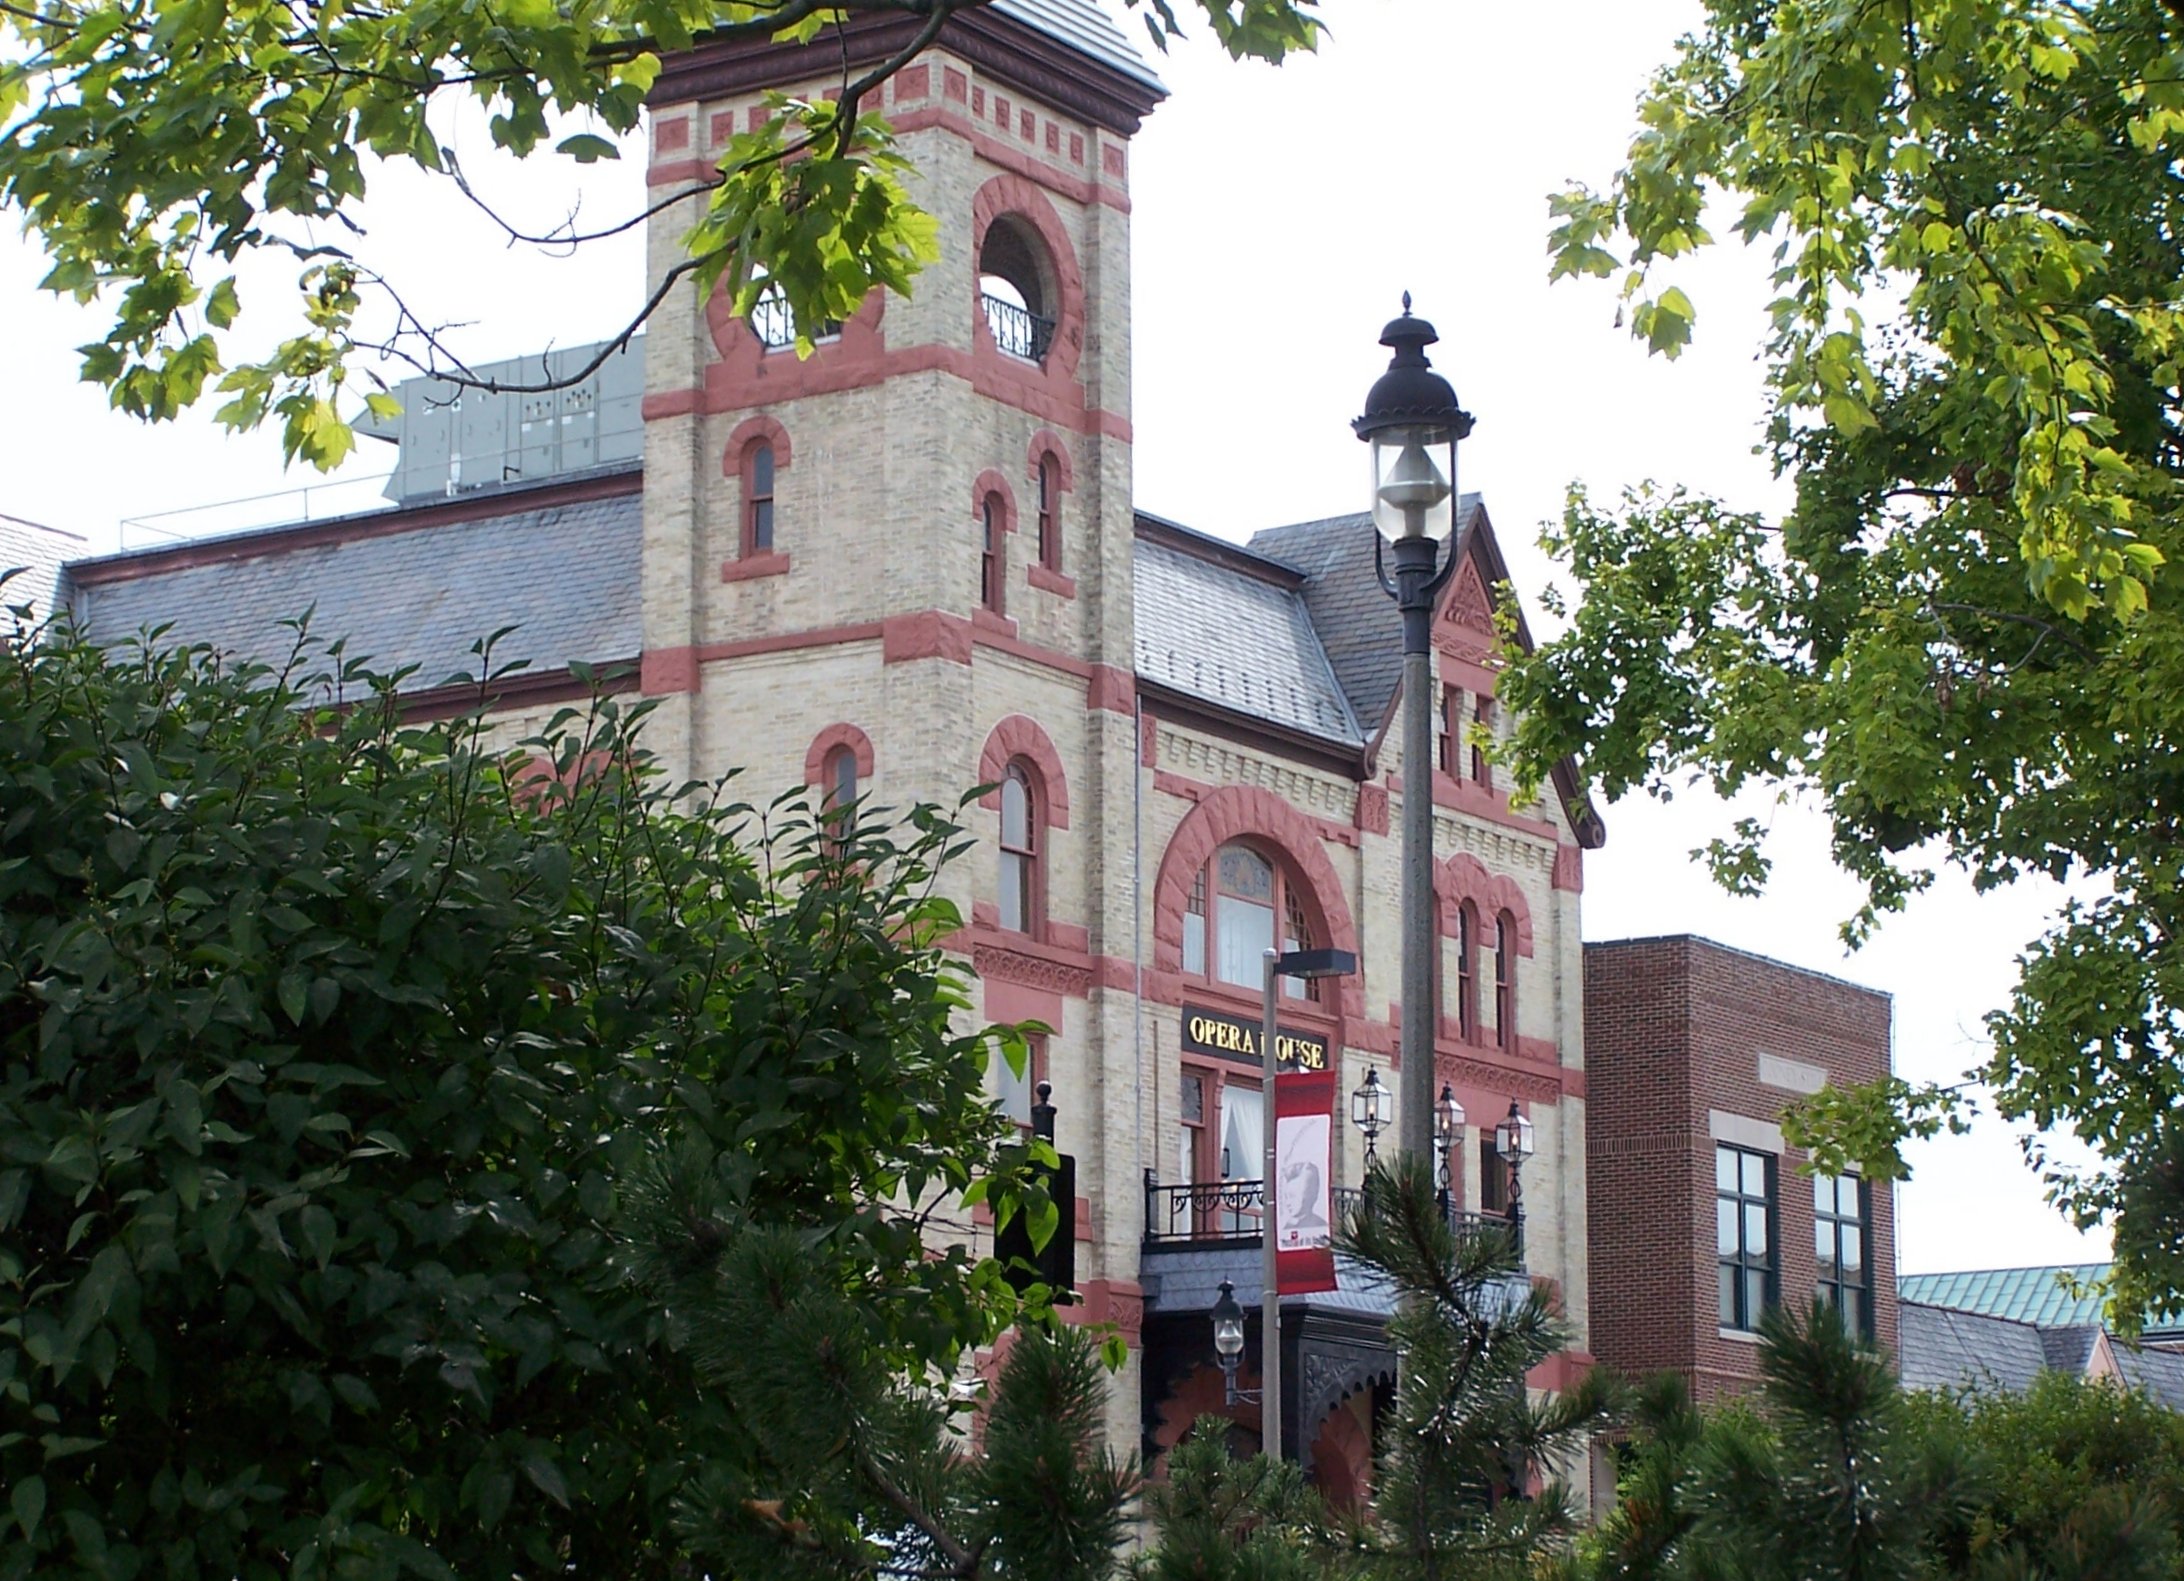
top-left (1144, 1175), bottom-right (1264, 1243)
top-left (749, 288), bottom-right (839, 351)
top-left (981, 292), bottom-right (1056, 364)
top-left (1145, 1172), bottom-right (1509, 1246)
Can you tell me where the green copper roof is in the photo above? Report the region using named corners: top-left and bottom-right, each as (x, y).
top-left (1899, 1265), bottom-right (2116, 1329)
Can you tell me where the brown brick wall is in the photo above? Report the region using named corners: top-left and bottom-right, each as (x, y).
top-left (1584, 936), bottom-right (1895, 1401)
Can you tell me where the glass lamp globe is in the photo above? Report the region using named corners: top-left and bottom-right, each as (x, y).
top-left (1496, 1101), bottom-right (1535, 1162)
top-left (1211, 1279), bottom-right (1246, 1360)
top-left (1350, 1067), bottom-right (1388, 1137)
top-left (1434, 1083), bottom-right (1465, 1149)
top-left (1368, 424), bottom-right (1457, 543)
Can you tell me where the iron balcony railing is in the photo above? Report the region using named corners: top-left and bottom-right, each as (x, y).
top-left (981, 292), bottom-right (1056, 364)
top-left (750, 288), bottom-right (840, 351)
top-left (1143, 1172), bottom-right (1504, 1245)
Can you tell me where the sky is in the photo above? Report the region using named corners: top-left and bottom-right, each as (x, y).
top-left (0, 0), bottom-right (2109, 1274)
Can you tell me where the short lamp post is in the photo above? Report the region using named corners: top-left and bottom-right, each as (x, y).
top-left (1495, 1099), bottom-right (1535, 1262)
top-left (1258, 945), bottom-right (1357, 1463)
top-left (1211, 1278), bottom-right (1250, 1407)
top-left (1356, 296), bottom-right (1474, 1168)
top-left (1433, 1084), bottom-right (1465, 1218)
top-left (1350, 1067), bottom-right (1389, 1169)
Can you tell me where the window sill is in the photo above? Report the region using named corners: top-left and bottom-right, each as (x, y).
top-left (721, 551), bottom-right (791, 582)
top-left (972, 606), bottom-right (1018, 637)
top-left (1027, 563), bottom-right (1076, 599)
top-left (1717, 1325), bottom-right (1763, 1344)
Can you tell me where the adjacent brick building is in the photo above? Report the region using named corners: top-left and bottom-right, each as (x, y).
top-left (1584, 935), bottom-right (1897, 1399)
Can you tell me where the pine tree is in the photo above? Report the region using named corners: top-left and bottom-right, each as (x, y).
top-left (1134, 1420), bottom-right (1327, 1581)
top-left (1332, 1154), bottom-right (1617, 1580)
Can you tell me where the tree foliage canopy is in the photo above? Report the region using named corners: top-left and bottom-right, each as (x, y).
top-left (0, 0), bottom-right (1319, 468)
top-left (1568, 1304), bottom-right (2184, 1581)
top-left (1511, 0), bottom-right (2184, 1322)
top-left (0, 609), bottom-right (1055, 1580)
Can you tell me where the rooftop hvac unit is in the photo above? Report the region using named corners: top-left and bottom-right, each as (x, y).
top-left (356, 335), bottom-right (646, 503)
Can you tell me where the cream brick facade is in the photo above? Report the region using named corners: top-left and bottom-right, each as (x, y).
top-left (624, 11), bottom-right (1601, 1487)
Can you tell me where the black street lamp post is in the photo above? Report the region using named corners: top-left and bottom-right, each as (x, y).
top-left (1433, 1083), bottom-right (1465, 1217)
top-left (1355, 297), bottom-right (1473, 1167)
top-left (1349, 1066), bottom-right (1388, 1169)
top-left (1495, 1099), bottom-right (1535, 1261)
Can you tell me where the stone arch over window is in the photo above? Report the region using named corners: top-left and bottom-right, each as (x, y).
top-left (1152, 786), bottom-right (1363, 1017)
top-left (1434, 853), bottom-right (1534, 957)
top-left (803, 721), bottom-right (874, 793)
top-left (977, 714), bottom-right (1069, 828)
top-left (970, 175), bottom-right (1085, 383)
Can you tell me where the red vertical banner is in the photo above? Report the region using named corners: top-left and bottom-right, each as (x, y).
top-left (1273, 1066), bottom-right (1338, 1294)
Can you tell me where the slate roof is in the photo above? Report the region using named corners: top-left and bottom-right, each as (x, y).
top-left (992, 0), bottom-right (1165, 91)
top-left (1898, 1302), bottom-right (2054, 1395)
top-left (66, 469), bottom-right (642, 692)
top-left (1, 512), bottom-right (83, 627)
top-left (2109, 1340), bottom-right (2184, 1411)
top-left (1133, 519), bottom-right (1362, 746)
top-left (1246, 497), bottom-right (1484, 742)
top-left (1141, 1245), bottom-right (1402, 1317)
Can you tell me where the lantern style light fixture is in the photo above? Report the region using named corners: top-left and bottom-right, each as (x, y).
top-left (1495, 1099), bottom-right (1535, 1260)
top-left (1433, 1083), bottom-right (1465, 1216)
top-left (1350, 1067), bottom-right (1389, 1167)
top-left (1356, 297), bottom-right (1475, 1169)
top-left (1211, 1278), bottom-right (1249, 1406)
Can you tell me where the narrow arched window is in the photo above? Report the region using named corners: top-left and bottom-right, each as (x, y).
top-left (1183, 868), bottom-right (1208, 977)
top-left (981, 495), bottom-right (1005, 613)
top-left (1037, 454), bottom-right (1061, 571)
top-left (824, 744), bottom-right (857, 816)
top-left (746, 442), bottom-right (776, 555)
top-left (1494, 913), bottom-right (1515, 1049)
top-left (999, 762), bottom-right (1039, 934)
top-left (1439, 686), bottom-right (1461, 775)
top-left (1455, 902), bottom-right (1478, 1041)
top-left (1472, 696), bottom-right (1495, 788)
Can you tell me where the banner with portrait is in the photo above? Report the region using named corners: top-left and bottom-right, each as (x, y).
top-left (1272, 1066), bottom-right (1337, 1295)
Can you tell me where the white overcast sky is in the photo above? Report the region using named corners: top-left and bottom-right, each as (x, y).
top-left (1, 0), bottom-right (2109, 1273)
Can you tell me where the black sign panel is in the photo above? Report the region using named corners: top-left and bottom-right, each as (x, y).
top-left (1180, 1005), bottom-right (1330, 1071)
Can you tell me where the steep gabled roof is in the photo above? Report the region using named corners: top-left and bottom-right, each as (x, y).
top-left (1133, 513), bottom-right (1361, 748)
top-left (1245, 501), bottom-right (1604, 845)
top-left (1898, 1302), bottom-right (2056, 1395)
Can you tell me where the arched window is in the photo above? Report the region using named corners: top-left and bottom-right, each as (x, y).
top-left (1494, 913), bottom-right (1515, 1048)
top-left (745, 441), bottom-right (776, 555)
top-left (979, 217), bottom-right (1055, 365)
top-left (998, 762), bottom-right (1040, 934)
top-left (823, 744), bottom-right (857, 816)
top-left (1037, 453), bottom-right (1061, 572)
top-left (980, 495), bottom-right (1006, 613)
top-left (1178, 842), bottom-right (1321, 1001)
top-left (1439, 686), bottom-right (1461, 775)
top-left (1454, 901), bottom-right (1478, 1041)
top-left (1472, 696), bottom-right (1495, 787)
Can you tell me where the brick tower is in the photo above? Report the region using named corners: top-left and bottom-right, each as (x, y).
top-left (634, 3), bottom-right (1166, 1445)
